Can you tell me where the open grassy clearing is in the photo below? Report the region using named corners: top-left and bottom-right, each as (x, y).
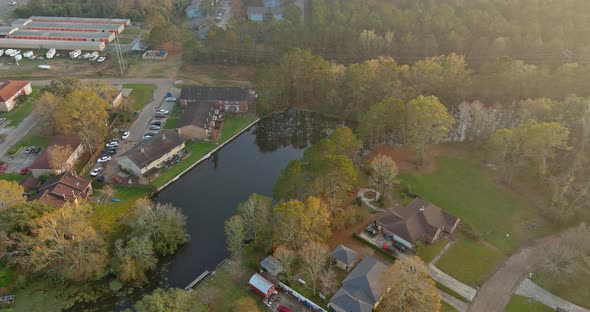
top-left (416, 239), bottom-right (448, 263)
top-left (7, 133), bottom-right (52, 155)
top-left (533, 273), bottom-right (590, 309)
top-left (0, 87), bottom-right (41, 127)
top-left (441, 301), bottom-right (457, 312)
top-left (435, 233), bottom-right (504, 287)
top-left (400, 156), bottom-right (547, 254)
top-left (89, 186), bottom-right (150, 234)
top-left (0, 264), bottom-right (14, 288)
top-left (0, 173), bottom-right (27, 182)
top-left (122, 84), bottom-right (156, 110)
top-left (505, 295), bottom-right (553, 312)
top-left (219, 115), bottom-right (258, 142)
top-left (163, 117), bottom-right (179, 129)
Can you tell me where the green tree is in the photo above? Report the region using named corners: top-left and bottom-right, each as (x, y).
top-left (114, 235), bottom-right (157, 283)
top-left (328, 127), bottom-right (362, 158)
top-left (237, 193), bottom-right (272, 247)
top-left (0, 180), bottom-right (25, 211)
top-left (224, 215), bottom-right (245, 260)
top-left (129, 288), bottom-right (206, 312)
top-left (273, 245), bottom-right (297, 282)
top-left (273, 160), bottom-right (304, 200)
top-left (47, 77), bottom-right (83, 97)
top-left (132, 201), bottom-right (189, 256)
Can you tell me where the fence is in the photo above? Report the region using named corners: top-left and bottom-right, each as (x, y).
top-left (277, 282), bottom-right (327, 312)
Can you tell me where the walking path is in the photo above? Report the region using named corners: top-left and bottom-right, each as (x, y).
top-left (440, 290), bottom-right (468, 312)
top-left (357, 188), bottom-right (384, 212)
top-left (430, 241), bottom-right (454, 265)
top-left (0, 114), bottom-right (37, 158)
top-left (429, 264), bottom-right (477, 302)
top-left (515, 279), bottom-right (590, 312)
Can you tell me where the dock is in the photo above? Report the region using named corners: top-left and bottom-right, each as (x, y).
top-left (184, 270), bottom-right (211, 291)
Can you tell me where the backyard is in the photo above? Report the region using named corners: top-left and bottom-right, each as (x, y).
top-left (0, 87), bottom-right (41, 127)
top-left (89, 186), bottom-right (151, 234)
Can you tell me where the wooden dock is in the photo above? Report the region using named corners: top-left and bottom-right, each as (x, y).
top-left (184, 271), bottom-right (211, 291)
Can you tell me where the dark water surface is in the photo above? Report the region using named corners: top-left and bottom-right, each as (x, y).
top-left (72, 109), bottom-right (348, 311)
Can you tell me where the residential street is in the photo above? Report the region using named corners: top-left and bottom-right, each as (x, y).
top-left (0, 113), bottom-right (36, 158)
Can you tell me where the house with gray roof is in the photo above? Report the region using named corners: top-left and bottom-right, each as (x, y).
top-left (261, 255), bottom-right (284, 277)
top-left (328, 257), bottom-right (389, 312)
top-left (117, 130), bottom-right (185, 175)
top-left (376, 197), bottom-right (460, 249)
top-left (331, 244), bottom-right (360, 272)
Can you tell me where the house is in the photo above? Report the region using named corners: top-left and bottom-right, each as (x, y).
top-left (0, 80), bottom-right (32, 111)
top-left (103, 87), bottom-right (123, 109)
top-left (29, 136), bottom-right (84, 178)
top-left (247, 7), bottom-right (283, 21)
top-left (248, 273), bottom-right (276, 298)
top-left (179, 86), bottom-right (249, 113)
top-left (117, 130), bottom-right (185, 175)
top-left (261, 255), bottom-right (284, 277)
top-left (186, 4), bottom-right (202, 19)
top-left (330, 244), bottom-right (360, 272)
top-left (29, 171), bottom-right (93, 208)
top-left (178, 102), bottom-right (224, 140)
top-left (375, 197), bottom-right (460, 249)
top-left (328, 257), bottom-right (390, 312)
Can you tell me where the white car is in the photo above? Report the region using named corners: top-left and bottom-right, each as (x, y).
top-left (97, 56), bottom-right (106, 63)
top-left (90, 167), bottom-right (103, 176)
top-left (122, 131), bottom-right (130, 140)
top-left (97, 156), bottom-right (112, 163)
top-left (157, 109), bottom-right (170, 115)
top-left (165, 97), bottom-right (176, 102)
top-left (105, 141), bottom-right (119, 148)
top-left (143, 133), bottom-right (155, 140)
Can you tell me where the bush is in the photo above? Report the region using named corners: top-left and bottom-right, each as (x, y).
top-left (460, 222), bottom-right (481, 241)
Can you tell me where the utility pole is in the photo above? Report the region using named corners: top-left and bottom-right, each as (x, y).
top-left (114, 32), bottom-right (126, 77)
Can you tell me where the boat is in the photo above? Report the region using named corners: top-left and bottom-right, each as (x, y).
top-left (38, 65), bottom-right (52, 70)
top-left (111, 198), bottom-right (121, 202)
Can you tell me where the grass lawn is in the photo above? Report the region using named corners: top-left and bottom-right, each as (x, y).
top-left (121, 28), bottom-right (141, 36)
top-left (441, 301), bottom-right (457, 312)
top-left (533, 273), bottom-right (590, 308)
top-left (164, 117), bottom-right (179, 129)
top-left (435, 282), bottom-right (469, 303)
top-left (203, 265), bottom-right (264, 312)
top-left (0, 87), bottom-right (41, 127)
top-left (123, 84), bottom-right (156, 110)
top-left (435, 234), bottom-right (504, 287)
top-left (7, 133), bottom-right (52, 155)
top-left (417, 239), bottom-right (448, 263)
top-left (0, 264), bottom-right (14, 288)
top-left (151, 115), bottom-right (258, 188)
top-left (0, 173), bottom-right (28, 182)
top-left (116, 37), bottom-right (134, 44)
top-left (400, 156), bottom-right (539, 254)
top-left (505, 295), bottom-right (553, 312)
top-left (89, 186), bottom-right (150, 233)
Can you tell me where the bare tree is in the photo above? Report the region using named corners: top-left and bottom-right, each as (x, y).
top-left (274, 245), bottom-right (297, 282)
top-left (319, 263), bottom-right (338, 296)
top-left (47, 144), bottom-right (74, 171)
top-left (298, 241), bottom-right (329, 294)
top-left (539, 244), bottom-right (577, 284)
top-left (370, 154), bottom-right (399, 194)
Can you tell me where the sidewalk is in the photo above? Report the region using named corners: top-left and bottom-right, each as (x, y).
top-left (515, 279), bottom-right (590, 312)
top-left (429, 264), bottom-right (477, 302)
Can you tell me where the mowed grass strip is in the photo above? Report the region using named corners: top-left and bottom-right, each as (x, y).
top-left (400, 156), bottom-right (530, 253)
top-left (435, 233), bottom-right (504, 287)
top-left (0, 87), bottom-right (41, 127)
top-left (505, 295), bottom-right (553, 312)
top-left (533, 273), bottom-right (590, 309)
top-left (123, 84), bottom-right (156, 110)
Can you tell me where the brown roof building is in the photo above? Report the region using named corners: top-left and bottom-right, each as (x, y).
top-left (375, 198), bottom-right (460, 248)
top-left (29, 171), bottom-right (93, 208)
top-left (117, 130), bottom-right (185, 175)
top-left (29, 136), bottom-right (84, 178)
top-left (0, 80), bottom-right (32, 112)
top-left (178, 102), bottom-right (224, 140)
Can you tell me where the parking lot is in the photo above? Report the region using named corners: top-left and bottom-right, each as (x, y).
top-left (269, 289), bottom-right (317, 312)
top-left (1, 147), bottom-right (40, 173)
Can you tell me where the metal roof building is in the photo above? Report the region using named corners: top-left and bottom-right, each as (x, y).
top-left (10, 29), bottom-right (115, 42)
top-left (18, 21), bottom-right (124, 34)
top-left (0, 38), bottom-right (105, 51)
top-left (29, 16), bottom-right (130, 26)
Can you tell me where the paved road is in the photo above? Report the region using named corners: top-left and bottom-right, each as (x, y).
top-left (516, 278), bottom-right (590, 312)
top-left (0, 0), bottom-right (29, 24)
top-left (0, 113), bottom-right (36, 158)
top-left (467, 235), bottom-right (560, 312)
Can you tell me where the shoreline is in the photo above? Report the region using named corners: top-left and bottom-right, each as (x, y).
top-left (152, 117), bottom-right (261, 194)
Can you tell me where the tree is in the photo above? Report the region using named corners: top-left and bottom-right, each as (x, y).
top-left (539, 245), bottom-right (577, 284)
top-left (234, 296), bottom-right (260, 312)
top-left (319, 264), bottom-right (338, 296)
top-left (298, 240), bottom-right (329, 294)
top-left (370, 154), bottom-right (399, 194)
top-left (47, 144), bottom-right (74, 171)
top-left (132, 201), bottom-right (189, 256)
top-left (114, 235), bottom-right (157, 283)
top-left (381, 256), bottom-right (441, 312)
top-left (35, 91), bottom-right (61, 135)
top-left (129, 288), bottom-right (206, 312)
top-left (273, 160), bottom-right (304, 200)
top-left (237, 193), bottom-right (272, 246)
top-left (328, 127), bottom-right (362, 158)
top-left (405, 96), bottom-right (455, 166)
top-left (272, 198), bottom-right (332, 248)
top-left (0, 180), bottom-right (25, 211)
top-left (47, 77), bottom-right (83, 97)
top-left (224, 215), bottom-right (245, 260)
top-left (519, 120), bottom-right (569, 176)
top-left (273, 245), bottom-right (297, 282)
top-left (311, 155), bottom-right (358, 204)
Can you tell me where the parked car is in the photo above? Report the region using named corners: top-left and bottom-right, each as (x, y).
top-left (149, 125), bottom-right (161, 130)
top-left (364, 226), bottom-right (377, 237)
top-left (20, 167), bottom-right (29, 175)
top-left (90, 167), bottom-right (103, 176)
top-left (105, 141), bottom-right (119, 148)
top-left (157, 109), bottom-right (169, 115)
top-left (0, 164), bottom-right (8, 173)
top-left (102, 149), bottom-right (116, 156)
top-left (154, 113), bottom-right (166, 119)
top-left (96, 176), bottom-right (105, 182)
top-left (122, 131), bottom-right (130, 140)
top-left (277, 306), bottom-right (292, 312)
top-left (150, 121), bottom-right (162, 126)
top-left (165, 97), bottom-right (176, 102)
top-left (143, 133), bottom-right (155, 140)
top-left (32, 147), bottom-right (41, 154)
top-left (391, 241), bottom-right (408, 253)
top-left (24, 146), bottom-right (34, 153)
top-left (97, 56), bottom-right (106, 63)
top-left (110, 138), bottom-right (120, 142)
top-left (97, 156), bottom-right (112, 163)
top-left (0, 118), bottom-right (7, 125)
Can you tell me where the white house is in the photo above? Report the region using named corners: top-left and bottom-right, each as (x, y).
top-left (0, 80), bottom-right (32, 111)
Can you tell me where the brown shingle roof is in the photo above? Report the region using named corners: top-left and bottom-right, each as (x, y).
top-left (0, 80), bottom-right (30, 102)
top-left (376, 197), bottom-right (459, 245)
top-left (119, 130), bottom-right (184, 169)
top-left (28, 171), bottom-right (91, 207)
top-left (29, 136), bottom-right (82, 170)
top-left (179, 101), bottom-right (215, 129)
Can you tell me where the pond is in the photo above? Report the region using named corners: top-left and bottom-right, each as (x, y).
top-left (73, 109), bottom-right (349, 311)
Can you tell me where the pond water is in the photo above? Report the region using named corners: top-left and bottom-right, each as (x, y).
top-left (72, 109), bottom-right (349, 311)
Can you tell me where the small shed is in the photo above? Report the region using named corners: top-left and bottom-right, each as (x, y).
top-left (261, 256), bottom-right (284, 276)
top-left (330, 244), bottom-right (360, 272)
top-left (248, 273), bottom-right (276, 298)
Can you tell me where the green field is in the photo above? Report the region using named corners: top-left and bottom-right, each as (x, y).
top-left (417, 239), bottom-right (448, 263)
top-left (163, 117), bottom-right (180, 129)
top-left (441, 301), bottom-right (457, 312)
top-left (533, 273), bottom-right (590, 309)
top-left (0, 87), bottom-right (41, 127)
top-left (123, 84), bottom-right (156, 110)
top-left (0, 173), bottom-right (28, 182)
top-left (435, 234), bottom-right (504, 287)
top-left (505, 295), bottom-right (553, 312)
top-left (90, 186), bottom-right (151, 234)
top-left (0, 264), bottom-right (14, 288)
top-left (400, 156), bottom-right (541, 253)
top-left (151, 116), bottom-right (258, 188)
top-left (8, 134), bottom-right (52, 155)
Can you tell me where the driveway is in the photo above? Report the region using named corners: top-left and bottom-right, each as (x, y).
top-left (0, 113), bottom-right (37, 158)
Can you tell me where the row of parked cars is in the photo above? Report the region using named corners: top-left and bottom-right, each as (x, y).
top-left (143, 109), bottom-right (169, 140)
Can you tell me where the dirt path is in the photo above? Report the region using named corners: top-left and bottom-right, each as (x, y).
top-left (467, 234), bottom-right (560, 312)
